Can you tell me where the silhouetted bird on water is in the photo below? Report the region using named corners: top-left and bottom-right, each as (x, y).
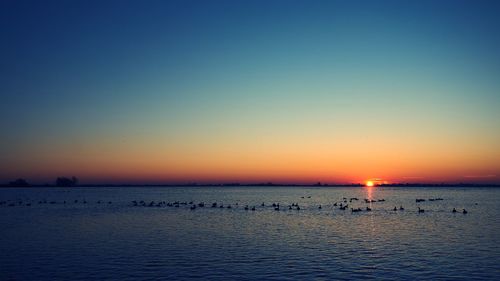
top-left (251, 206), bottom-right (255, 211)
top-left (261, 202), bottom-right (265, 206)
top-left (399, 205), bottom-right (404, 211)
top-left (463, 209), bottom-right (468, 214)
top-left (244, 205), bottom-right (249, 210)
top-left (418, 207), bottom-right (425, 213)
top-left (190, 205), bottom-right (196, 210)
top-left (452, 208), bottom-right (457, 213)
top-left (366, 207), bottom-right (372, 211)
top-left (318, 205), bottom-right (322, 209)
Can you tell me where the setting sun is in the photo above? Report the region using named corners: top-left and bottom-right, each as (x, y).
top-left (366, 181), bottom-right (374, 187)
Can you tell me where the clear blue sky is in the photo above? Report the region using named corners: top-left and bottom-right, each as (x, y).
top-left (1, 0), bottom-right (499, 184)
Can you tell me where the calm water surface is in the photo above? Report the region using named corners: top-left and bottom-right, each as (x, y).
top-left (1, 186), bottom-right (499, 280)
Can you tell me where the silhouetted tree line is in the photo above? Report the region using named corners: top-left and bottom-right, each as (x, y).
top-left (4, 177), bottom-right (79, 187)
top-left (56, 176), bottom-right (78, 187)
top-left (9, 178), bottom-right (30, 187)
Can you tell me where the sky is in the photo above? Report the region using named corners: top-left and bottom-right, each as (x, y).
top-left (1, 0), bottom-right (499, 184)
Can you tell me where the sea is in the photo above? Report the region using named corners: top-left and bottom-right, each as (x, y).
top-left (1, 186), bottom-right (499, 280)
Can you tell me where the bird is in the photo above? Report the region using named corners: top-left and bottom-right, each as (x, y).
top-left (452, 208), bottom-right (457, 213)
top-left (418, 207), bottom-right (425, 213)
top-left (463, 209), bottom-right (468, 214)
top-left (393, 207), bottom-right (397, 211)
top-left (318, 205), bottom-right (322, 209)
top-left (366, 207), bottom-right (372, 211)
top-left (399, 206), bottom-right (404, 211)
top-left (251, 206), bottom-right (255, 211)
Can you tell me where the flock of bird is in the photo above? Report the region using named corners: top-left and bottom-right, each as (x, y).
top-left (0, 196), bottom-right (469, 214)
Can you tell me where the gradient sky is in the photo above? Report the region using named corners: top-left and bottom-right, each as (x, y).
top-left (1, 0), bottom-right (499, 184)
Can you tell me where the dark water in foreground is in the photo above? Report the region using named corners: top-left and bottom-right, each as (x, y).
top-left (1, 186), bottom-right (499, 280)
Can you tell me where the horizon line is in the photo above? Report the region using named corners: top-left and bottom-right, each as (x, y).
top-left (2, 182), bottom-right (500, 188)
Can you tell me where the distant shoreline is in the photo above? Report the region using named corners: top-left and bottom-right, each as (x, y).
top-left (1, 183), bottom-right (499, 188)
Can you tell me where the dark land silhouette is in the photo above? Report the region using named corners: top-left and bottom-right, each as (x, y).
top-left (1, 178), bottom-right (499, 188)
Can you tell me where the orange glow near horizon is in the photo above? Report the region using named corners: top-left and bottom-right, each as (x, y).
top-left (366, 181), bottom-right (374, 187)
top-left (1, 128), bottom-right (499, 184)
